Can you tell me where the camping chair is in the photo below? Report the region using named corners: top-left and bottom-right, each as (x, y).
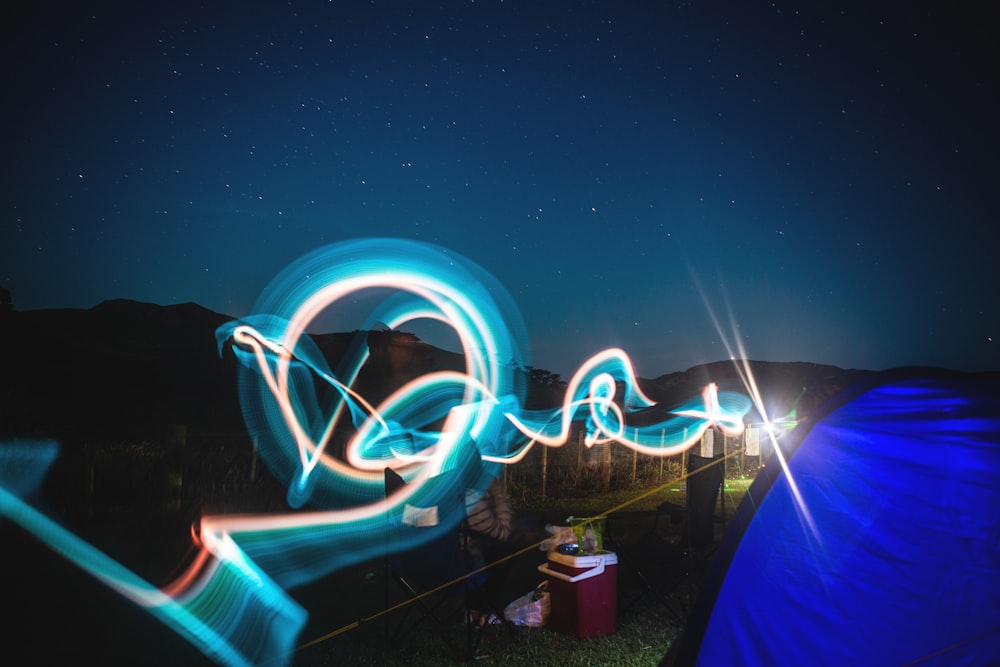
top-left (382, 466), bottom-right (511, 661)
top-left (604, 502), bottom-right (691, 624)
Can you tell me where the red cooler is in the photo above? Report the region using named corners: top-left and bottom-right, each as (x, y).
top-left (538, 550), bottom-right (618, 637)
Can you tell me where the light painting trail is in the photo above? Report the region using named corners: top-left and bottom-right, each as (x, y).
top-left (0, 238), bottom-right (751, 666)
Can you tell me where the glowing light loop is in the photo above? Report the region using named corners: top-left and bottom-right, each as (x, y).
top-left (1, 238), bottom-right (751, 667)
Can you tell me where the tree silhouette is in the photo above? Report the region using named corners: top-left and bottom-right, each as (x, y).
top-left (529, 367), bottom-right (564, 386)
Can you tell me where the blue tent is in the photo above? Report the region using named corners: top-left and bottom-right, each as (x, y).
top-left (664, 368), bottom-right (1000, 666)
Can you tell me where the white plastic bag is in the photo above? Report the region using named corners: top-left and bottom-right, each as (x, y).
top-left (503, 581), bottom-right (550, 627)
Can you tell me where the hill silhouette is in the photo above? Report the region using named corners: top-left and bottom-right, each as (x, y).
top-left (0, 299), bottom-right (874, 442)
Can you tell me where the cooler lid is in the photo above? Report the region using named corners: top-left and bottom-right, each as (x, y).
top-left (548, 550), bottom-right (618, 567)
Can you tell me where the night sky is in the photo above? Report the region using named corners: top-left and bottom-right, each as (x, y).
top-left (2, 1), bottom-right (997, 379)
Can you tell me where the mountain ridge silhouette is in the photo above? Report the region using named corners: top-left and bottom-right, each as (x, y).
top-left (1, 299), bottom-right (876, 440)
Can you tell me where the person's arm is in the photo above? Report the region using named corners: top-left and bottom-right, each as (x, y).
top-left (467, 484), bottom-right (513, 541)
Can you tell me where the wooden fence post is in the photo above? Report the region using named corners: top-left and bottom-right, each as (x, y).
top-left (87, 442), bottom-right (95, 518)
top-left (601, 442), bottom-right (611, 492)
top-left (250, 436), bottom-right (258, 483)
top-left (575, 428), bottom-right (584, 489)
top-left (659, 428), bottom-right (665, 480)
top-left (540, 440), bottom-right (548, 500)
top-left (167, 424), bottom-right (186, 512)
top-left (681, 426), bottom-right (689, 482)
top-left (740, 428), bottom-right (746, 473)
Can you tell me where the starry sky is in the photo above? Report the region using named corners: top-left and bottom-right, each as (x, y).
top-left (2, 1), bottom-right (997, 379)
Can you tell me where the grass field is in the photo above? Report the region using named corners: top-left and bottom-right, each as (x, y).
top-left (290, 475), bottom-right (756, 666)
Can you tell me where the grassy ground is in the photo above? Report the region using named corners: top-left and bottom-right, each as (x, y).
top-left (517, 476), bottom-right (753, 519)
top-left (288, 477), bottom-right (753, 666)
top-left (1, 455), bottom-right (755, 666)
top-left (301, 603), bottom-right (685, 667)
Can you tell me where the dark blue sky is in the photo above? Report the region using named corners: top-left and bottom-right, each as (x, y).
top-left (2, 1), bottom-right (997, 378)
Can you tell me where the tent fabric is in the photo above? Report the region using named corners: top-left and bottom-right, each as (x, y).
top-left (664, 368), bottom-right (1000, 666)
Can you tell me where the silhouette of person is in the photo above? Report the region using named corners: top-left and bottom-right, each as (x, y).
top-left (685, 424), bottom-right (725, 560)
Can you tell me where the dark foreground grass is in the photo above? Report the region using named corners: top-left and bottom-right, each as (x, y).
top-left (288, 478), bottom-right (750, 666)
top-left (292, 563), bottom-right (690, 667)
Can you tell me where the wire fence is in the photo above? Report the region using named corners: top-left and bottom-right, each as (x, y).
top-left (67, 422), bottom-right (771, 521)
top-left (501, 423), bottom-right (768, 502)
